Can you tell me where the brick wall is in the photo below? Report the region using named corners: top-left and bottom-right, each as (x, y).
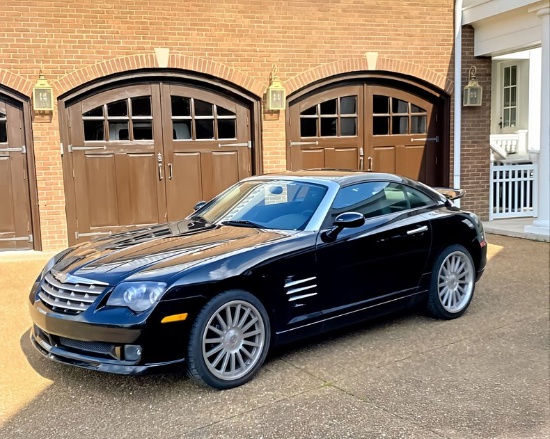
top-left (0, 0), bottom-right (492, 250)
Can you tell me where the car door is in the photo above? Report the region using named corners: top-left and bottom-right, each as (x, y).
top-left (315, 181), bottom-right (433, 325)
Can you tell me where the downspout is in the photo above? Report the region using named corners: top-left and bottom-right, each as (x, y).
top-left (454, 0), bottom-right (463, 206)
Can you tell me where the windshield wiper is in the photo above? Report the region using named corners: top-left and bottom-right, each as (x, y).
top-left (221, 219), bottom-right (263, 228)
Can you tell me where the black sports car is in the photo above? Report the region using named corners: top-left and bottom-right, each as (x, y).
top-left (29, 170), bottom-right (487, 389)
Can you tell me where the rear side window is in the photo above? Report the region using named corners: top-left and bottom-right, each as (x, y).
top-left (330, 181), bottom-right (434, 220)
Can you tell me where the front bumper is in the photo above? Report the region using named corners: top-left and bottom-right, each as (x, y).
top-left (30, 324), bottom-right (185, 374)
top-left (28, 299), bottom-right (191, 375)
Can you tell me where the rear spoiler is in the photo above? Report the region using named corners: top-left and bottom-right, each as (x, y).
top-left (434, 188), bottom-right (466, 201)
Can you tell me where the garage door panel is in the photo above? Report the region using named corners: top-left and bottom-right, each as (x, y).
top-left (168, 152), bottom-right (202, 220)
top-left (396, 145), bottom-right (426, 181)
top-left (117, 153), bottom-right (159, 226)
top-left (373, 147), bottom-right (396, 174)
top-left (0, 156), bottom-right (15, 232)
top-left (325, 147), bottom-right (358, 170)
top-left (203, 151), bottom-right (240, 201)
top-left (302, 149), bottom-right (326, 169)
top-left (82, 154), bottom-right (119, 228)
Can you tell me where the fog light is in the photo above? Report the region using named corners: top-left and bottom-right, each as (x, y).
top-left (124, 345), bottom-right (142, 361)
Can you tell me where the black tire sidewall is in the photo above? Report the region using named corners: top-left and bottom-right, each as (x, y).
top-left (187, 289), bottom-right (271, 389)
top-left (427, 244), bottom-right (475, 320)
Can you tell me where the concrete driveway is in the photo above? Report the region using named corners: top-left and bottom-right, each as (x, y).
top-left (0, 234), bottom-right (548, 439)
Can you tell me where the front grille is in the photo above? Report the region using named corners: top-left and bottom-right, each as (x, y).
top-left (38, 272), bottom-right (108, 315)
top-left (59, 337), bottom-right (114, 356)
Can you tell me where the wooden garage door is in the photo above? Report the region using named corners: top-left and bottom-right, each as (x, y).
top-left (288, 85), bottom-right (363, 171)
top-left (288, 83), bottom-right (443, 187)
top-left (0, 98), bottom-right (33, 250)
top-left (64, 83), bottom-right (251, 244)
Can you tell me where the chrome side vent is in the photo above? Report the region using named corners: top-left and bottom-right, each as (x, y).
top-left (284, 276), bottom-right (317, 302)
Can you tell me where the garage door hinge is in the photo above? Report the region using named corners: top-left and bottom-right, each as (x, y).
top-left (60, 142), bottom-right (64, 156)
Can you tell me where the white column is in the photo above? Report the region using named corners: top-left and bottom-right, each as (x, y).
top-left (526, 5), bottom-right (550, 237)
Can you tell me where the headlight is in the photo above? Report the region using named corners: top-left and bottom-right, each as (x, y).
top-left (106, 282), bottom-right (167, 312)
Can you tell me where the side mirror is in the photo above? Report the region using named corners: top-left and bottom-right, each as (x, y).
top-left (323, 212), bottom-right (365, 241)
top-left (194, 201), bottom-right (207, 211)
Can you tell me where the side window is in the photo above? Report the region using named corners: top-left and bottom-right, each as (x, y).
top-left (331, 182), bottom-right (398, 219)
top-left (404, 186), bottom-right (435, 209)
top-left (330, 182), bottom-right (433, 222)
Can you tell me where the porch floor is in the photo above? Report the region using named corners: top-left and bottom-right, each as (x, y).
top-left (483, 218), bottom-right (550, 242)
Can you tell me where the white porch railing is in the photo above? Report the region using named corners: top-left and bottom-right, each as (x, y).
top-left (490, 162), bottom-right (538, 220)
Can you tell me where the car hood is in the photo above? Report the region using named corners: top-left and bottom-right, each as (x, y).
top-left (52, 220), bottom-right (298, 285)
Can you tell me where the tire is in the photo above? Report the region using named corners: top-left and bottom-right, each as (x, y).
top-left (187, 289), bottom-right (271, 389)
top-left (426, 245), bottom-right (476, 319)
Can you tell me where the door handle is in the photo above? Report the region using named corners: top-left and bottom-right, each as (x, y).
top-left (168, 163), bottom-right (173, 180)
top-left (367, 156), bottom-right (373, 171)
top-left (407, 225), bottom-right (428, 235)
top-left (157, 153), bottom-right (163, 181)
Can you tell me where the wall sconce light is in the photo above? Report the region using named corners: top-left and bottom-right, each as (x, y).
top-left (32, 70), bottom-right (54, 111)
top-left (266, 65), bottom-right (286, 111)
top-left (463, 66), bottom-right (482, 107)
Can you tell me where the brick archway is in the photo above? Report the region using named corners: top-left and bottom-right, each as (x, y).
top-left (52, 53), bottom-right (266, 98)
top-left (284, 55), bottom-right (453, 95)
top-left (0, 69), bottom-right (33, 97)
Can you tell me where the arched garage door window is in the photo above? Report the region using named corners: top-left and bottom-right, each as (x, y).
top-left (288, 79), bottom-right (448, 187)
top-left (62, 80), bottom-right (255, 244)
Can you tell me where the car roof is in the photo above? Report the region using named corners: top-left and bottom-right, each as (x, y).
top-left (246, 169), bottom-right (406, 186)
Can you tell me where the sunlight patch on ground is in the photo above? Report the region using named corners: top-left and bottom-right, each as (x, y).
top-left (0, 256), bottom-right (53, 427)
top-left (486, 242), bottom-right (504, 262)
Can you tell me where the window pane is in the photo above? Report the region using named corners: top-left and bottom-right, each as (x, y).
top-left (504, 88), bottom-right (510, 107)
top-left (383, 185), bottom-right (408, 213)
top-left (340, 96), bottom-right (356, 115)
top-left (0, 122), bottom-right (6, 142)
top-left (373, 116), bottom-right (389, 135)
top-left (392, 116), bottom-right (408, 134)
top-left (83, 106), bottom-right (103, 117)
top-left (131, 96), bottom-right (151, 116)
top-left (320, 117), bottom-right (337, 136)
top-left (320, 99), bottom-right (337, 115)
top-left (84, 120), bottom-right (104, 141)
top-left (301, 105), bottom-right (316, 116)
top-left (196, 119), bottom-right (214, 139)
top-left (109, 122), bottom-right (129, 140)
top-left (503, 109), bottom-right (510, 127)
top-left (133, 122), bottom-right (153, 140)
top-left (195, 99), bottom-right (213, 116)
top-left (218, 119), bottom-right (236, 139)
top-left (107, 100), bottom-right (128, 117)
top-left (511, 87), bottom-right (516, 106)
top-left (511, 66), bottom-right (517, 85)
top-left (373, 95), bottom-right (389, 114)
top-left (410, 104), bottom-right (426, 113)
top-left (217, 106), bottom-right (235, 117)
top-left (392, 99), bottom-right (408, 114)
top-left (171, 96), bottom-right (191, 116)
top-left (332, 181), bottom-right (394, 218)
top-left (411, 115), bottom-right (426, 134)
top-left (340, 117), bottom-right (357, 136)
top-left (300, 118), bottom-right (317, 137)
top-left (406, 187), bottom-right (433, 208)
top-left (173, 121), bottom-right (191, 139)
top-left (510, 108), bottom-right (516, 127)
top-left (504, 67), bottom-right (510, 86)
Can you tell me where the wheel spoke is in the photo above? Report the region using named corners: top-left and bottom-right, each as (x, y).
top-left (240, 347), bottom-right (254, 360)
top-left (243, 340), bottom-right (260, 348)
top-left (229, 352), bottom-right (236, 374)
top-left (241, 316), bottom-right (258, 333)
top-left (207, 324), bottom-right (224, 336)
top-left (220, 352), bottom-right (230, 373)
top-left (215, 313), bottom-right (228, 331)
top-left (205, 343), bottom-right (224, 358)
top-left (232, 304), bottom-right (242, 328)
top-left (204, 337), bottom-right (223, 344)
top-left (243, 329), bottom-right (261, 339)
top-left (236, 350), bottom-right (246, 369)
top-left (225, 306), bottom-right (233, 327)
top-left (210, 349), bottom-right (226, 368)
top-left (237, 307), bottom-right (251, 328)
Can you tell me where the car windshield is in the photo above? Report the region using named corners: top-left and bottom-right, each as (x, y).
top-left (192, 180), bottom-right (328, 230)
